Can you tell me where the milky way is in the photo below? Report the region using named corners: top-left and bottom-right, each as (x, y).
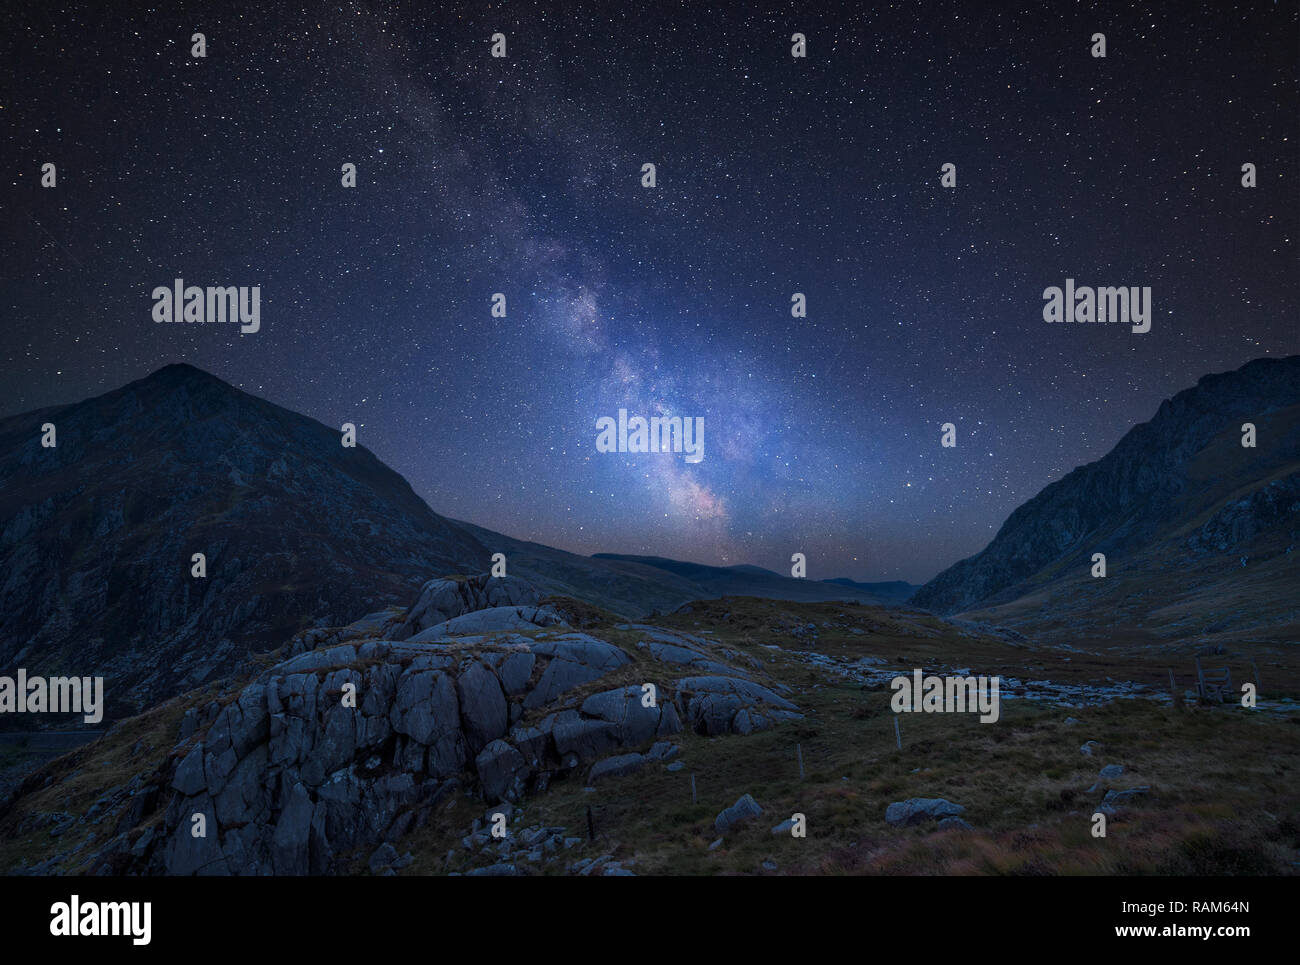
top-left (3, 1), bottom-right (1297, 583)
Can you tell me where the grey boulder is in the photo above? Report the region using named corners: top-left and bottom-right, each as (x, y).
top-left (587, 753), bottom-right (647, 783)
top-left (885, 798), bottom-right (966, 827)
top-left (715, 793), bottom-right (763, 835)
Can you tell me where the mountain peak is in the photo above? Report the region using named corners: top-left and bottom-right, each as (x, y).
top-left (148, 360), bottom-right (220, 380)
top-left (0, 367), bottom-right (488, 715)
top-left (128, 361), bottom-right (238, 397)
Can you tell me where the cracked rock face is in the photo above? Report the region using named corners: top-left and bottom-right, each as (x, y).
top-left (133, 616), bottom-right (694, 873)
top-left (393, 574), bottom-right (541, 641)
top-left (673, 675), bottom-right (803, 735)
top-left (580, 685), bottom-right (682, 746)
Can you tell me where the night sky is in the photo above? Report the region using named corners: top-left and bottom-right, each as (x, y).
top-left (3, 1), bottom-right (1297, 585)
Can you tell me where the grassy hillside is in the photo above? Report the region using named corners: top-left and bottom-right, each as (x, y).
top-left (3, 595), bottom-right (1296, 876)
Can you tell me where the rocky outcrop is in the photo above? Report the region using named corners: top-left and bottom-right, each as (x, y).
top-left (144, 620), bottom-right (684, 873)
top-left (85, 569), bottom-right (815, 876)
top-left (1188, 472), bottom-right (1300, 554)
top-left (10, 566), bottom-right (806, 876)
top-left (633, 626), bottom-right (742, 676)
top-left (580, 685), bottom-right (682, 745)
top-left (674, 675), bottom-right (802, 735)
top-left (476, 740), bottom-right (528, 803)
top-left (393, 575), bottom-right (542, 640)
top-left (409, 606), bottom-right (564, 641)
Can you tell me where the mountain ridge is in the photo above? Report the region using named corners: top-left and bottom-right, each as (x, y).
top-left (0, 362), bottom-right (490, 717)
top-left (911, 355), bottom-right (1300, 632)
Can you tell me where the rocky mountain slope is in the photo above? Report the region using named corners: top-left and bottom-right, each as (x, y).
top-left (0, 363), bottom-right (490, 718)
top-left (912, 356), bottom-right (1300, 638)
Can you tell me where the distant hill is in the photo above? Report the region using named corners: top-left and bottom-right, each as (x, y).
top-left (591, 553), bottom-right (916, 605)
top-left (822, 576), bottom-right (916, 600)
top-left (911, 356), bottom-right (1300, 644)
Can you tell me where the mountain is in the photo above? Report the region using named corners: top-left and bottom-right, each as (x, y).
top-left (911, 356), bottom-right (1300, 643)
top-left (0, 363), bottom-right (490, 718)
top-left (448, 525), bottom-right (714, 617)
top-left (821, 576), bottom-right (916, 601)
top-left (590, 554), bottom-right (916, 605)
top-left (0, 364), bottom-right (911, 723)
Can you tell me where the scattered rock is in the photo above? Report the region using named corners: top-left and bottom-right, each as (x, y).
top-left (587, 753), bottom-right (647, 783)
top-left (715, 793), bottom-right (763, 834)
top-left (579, 855), bottom-right (613, 876)
top-left (885, 798), bottom-right (966, 827)
top-left (1103, 786), bottom-right (1150, 807)
top-left (646, 741), bottom-right (680, 761)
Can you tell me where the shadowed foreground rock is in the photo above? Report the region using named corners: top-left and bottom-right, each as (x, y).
top-left (56, 576), bottom-right (800, 875)
top-left (885, 798), bottom-right (966, 827)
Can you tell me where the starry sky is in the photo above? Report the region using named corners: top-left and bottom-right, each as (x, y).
top-left (3, 1), bottom-right (1297, 585)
